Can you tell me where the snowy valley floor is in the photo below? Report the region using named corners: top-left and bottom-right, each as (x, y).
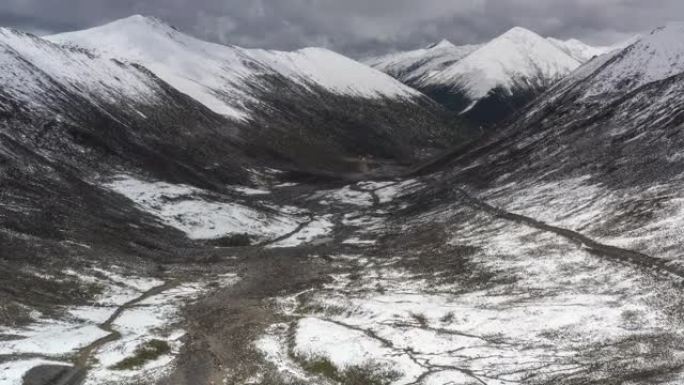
top-left (4, 174), bottom-right (684, 385)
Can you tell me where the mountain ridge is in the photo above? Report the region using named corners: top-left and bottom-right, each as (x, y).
top-left (48, 15), bottom-right (424, 121)
top-left (367, 26), bottom-right (630, 127)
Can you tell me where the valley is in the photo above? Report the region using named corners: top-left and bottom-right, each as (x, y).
top-left (8, 173), bottom-right (684, 385)
top-left (2, 13), bottom-right (684, 385)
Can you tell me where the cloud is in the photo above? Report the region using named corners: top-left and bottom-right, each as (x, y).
top-left (0, 0), bottom-right (681, 56)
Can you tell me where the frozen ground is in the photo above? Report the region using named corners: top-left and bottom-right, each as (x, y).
top-left (1, 265), bottom-right (239, 385)
top-left (84, 277), bottom-right (237, 385)
top-left (104, 175), bottom-right (304, 241)
top-left (482, 173), bottom-right (684, 262)
top-left (8, 177), bottom-right (684, 385)
top-left (250, 179), bottom-right (684, 385)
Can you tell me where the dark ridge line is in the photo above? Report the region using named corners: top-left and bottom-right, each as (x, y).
top-left (454, 187), bottom-right (684, 281)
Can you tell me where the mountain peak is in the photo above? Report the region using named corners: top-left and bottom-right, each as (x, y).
top-left (500, 26), bottom-right (540, 40)
top-left (75, 14), bottom-right (180, 38)
top-left (108, 14), bottom-right (168, 27)
top-left (650, 21), bottom-right (684, 35)
top-left (426, 39), bottom-right (456, 50)
top-left (640, 22), bottom-right (684, 48)
top-left (417, 25), bottom-right (579, 101)
top-left (576, 22), bottom-right (684, 100)
top-left (632, 22), bottom-right (684, 55)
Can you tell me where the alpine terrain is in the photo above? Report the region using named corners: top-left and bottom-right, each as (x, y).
top-left (368, 27), bottom-right (620, 127)
top-left (2, 11), bottom-right (684, 385)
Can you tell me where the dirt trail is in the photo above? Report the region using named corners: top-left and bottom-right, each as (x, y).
top-left (455, 187), bottom-right (684, 281)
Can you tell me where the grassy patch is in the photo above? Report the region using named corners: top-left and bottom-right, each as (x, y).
top-left (410, 312), bottom-right (428, 327)
top-left (111, 339), bottom-right (171, 370)
top-left (208, 233), bottom-right (253, 247)
top-left (439, 312), bottom-right (455, 324)
top-left (302, 357), bottom-right (339, 379)
top-left (300, 356), bottom-right (400, 385)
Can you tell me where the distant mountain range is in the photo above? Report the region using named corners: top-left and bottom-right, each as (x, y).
top-left (367, 27), bottom-right (631, 126)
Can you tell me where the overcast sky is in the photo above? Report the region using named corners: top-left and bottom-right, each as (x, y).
top-left (1, 0), bottom-right (682, 57)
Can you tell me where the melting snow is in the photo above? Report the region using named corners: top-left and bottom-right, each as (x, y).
top-left (104, 175), bottom-right (303, 240)
top-left (268, 215), bottom-right (335, 248)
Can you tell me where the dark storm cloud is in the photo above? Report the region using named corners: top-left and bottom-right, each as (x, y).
top-left (1, 0), bottom-right (683, 56)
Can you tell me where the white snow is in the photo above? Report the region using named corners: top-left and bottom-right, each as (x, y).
top-left (47, 15), bottom-right (419, 121)
top-left (483, 175), bottom-right (684, 262)
top-left (0, 321), bottom-right (109, 356)
top-left (546, 37), bottom-right (613, 63)
top-left (268, 215), bottom-right (335, 248)
top-left (69, 306), bottom-right (116, 324)
top-left (85, 276), bottom-right (239, 385)
top-left (0, 268), bottom-right (167, 357)
top-left (63, 267), bottom-right (163, 306)
top-left (258, 199), bottom-right (683, 384)
top-left (294, 317), bottom-right (424, 383)
top-left (581, 22), bottom-right (684, 99)
top-left (0, 27), bottom-right (162, 113)
top-left (341, 237), bottom-right (377, 246)
top-left (228, 185), bottom-right (271, 196)
top-left (418, 27), bottom-right (580, 102)
top-left (104, 175), bottom-right (303, 240)
top-left (255, 323), bottom-right (312, 382)
top-left (373, 179), bottom-right (422, 204)
top-left (47, 16), bottom-right (256, 120)
top-left (248, 47), bottom-right (421, 99)
top-left (274, 182), bottom-right (299, 188)
top-left (0, 359), bottom-right (72, 385)
top-left (309, 185), bottom-right (373, 207)
top-left (366, 40), bottom-right (481, 83)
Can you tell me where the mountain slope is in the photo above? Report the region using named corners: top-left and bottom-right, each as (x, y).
top-left (48, 15), bottom-right (422, 121)
top-left (6, 20), bottom-right (684, 385)
top-left (419, 22), bottom-right (684, 264)
top-left (414, 27), bottom-right (580, 125)
top-left (369, 27), bottom-right (584, 127)
top-left (419, 27), bottom-right (580, 100)
top-left (546, 37), bottom-right (612, 62)
top-left (364, 39), bottom-right (481, 84)
top-left (0, 25), bottom-right (265, 325)
top-left (48, 15), bottom-right (464, 172)
top-left (0, 27), bottom-right (250, 185)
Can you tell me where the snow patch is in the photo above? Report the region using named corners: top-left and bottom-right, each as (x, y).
top-left (104, 175), bottom-right (302, 240)
top-left (0, 359), bottom-right (72, 385)
top-left (268, 215), bottom-right (335, 248)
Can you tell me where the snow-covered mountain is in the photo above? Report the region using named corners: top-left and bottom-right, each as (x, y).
top-left (0, 25), bottom-right (257, 187)
top-left (6, 16), bottom-right (684, 385)
top-left (431, 22), bottom-right (684, 198)
top-left (414, 27), bottom-right (580, 124)
top-left (0, 27), bottom-right (164, 112)
top-left (417, 23), bottom-right (684, 288)
top-left (364, 39), bottom-right (481, 84)
top-left (580, 23), bottom-right (684, 100)
top-left (368, 27), bottom-right (585, 126)
top-left (48, 15), bottom-right (422, 122)
top-left (521, 22), bottom-right (684, 121)
top-left (418, 27), bottom-right (580, 99)
top-left (546, 37), bottom-right (613, 62)
top-left (44, 15), bottom-right (463, 171)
